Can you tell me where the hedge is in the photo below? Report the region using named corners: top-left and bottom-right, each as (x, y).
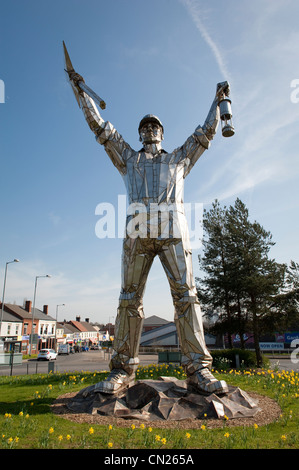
top-left (211, 349), bottom-right (260, 368)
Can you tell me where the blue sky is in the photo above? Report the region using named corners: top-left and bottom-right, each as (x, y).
top-left (1, 0), bottom-right (298, 323)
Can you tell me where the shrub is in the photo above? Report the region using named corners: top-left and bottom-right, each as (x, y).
top-left (211, 349), bottom-right (257, 368)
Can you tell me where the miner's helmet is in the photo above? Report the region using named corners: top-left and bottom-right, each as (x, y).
top-left (138, 114), bottom-right (164, 134)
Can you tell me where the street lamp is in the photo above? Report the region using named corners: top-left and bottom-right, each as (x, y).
top-left (0, 259), bottom-right (20, 337)
top-left (29, 274), bottom-right (51, 356)
top-left (56, 303), bottom-right (65, 322)
top-left (55, 304), bottom-right (65, 353)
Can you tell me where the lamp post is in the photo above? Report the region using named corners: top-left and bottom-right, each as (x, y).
top-left (56, 304), bottom-right (65, 323)
top-left (0, 259), bottom-right (20, 337)
top-left (55, 304), bottom-right (65, 352)
top-left (29, 274), bottom-right (51, 356)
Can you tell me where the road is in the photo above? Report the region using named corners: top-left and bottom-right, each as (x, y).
top-left (0, 350), bottom-right (159, 377)
top-left (269, 357), bottom-right (299, 372)
top-left (0, 351), bottom-right (298, 377)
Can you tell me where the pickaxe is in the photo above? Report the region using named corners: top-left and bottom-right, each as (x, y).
top-left (63, 41), bottom-right (106, 110)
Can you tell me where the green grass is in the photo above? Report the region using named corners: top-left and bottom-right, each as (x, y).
top-left (0, 364), bottom-right (298, 449)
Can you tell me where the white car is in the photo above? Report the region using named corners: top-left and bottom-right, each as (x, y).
top-left (37, 349), bottom-right (57, 361)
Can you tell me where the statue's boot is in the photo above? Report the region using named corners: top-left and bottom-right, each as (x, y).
top-left (95, 368), bottom-right (135, 394)
top-left (187, 367), bottom-right (229, 395)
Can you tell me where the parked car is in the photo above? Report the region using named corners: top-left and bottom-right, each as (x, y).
top-left (37, 349), bottom-right (57, 361)
top-left (90, 344), bottom-right (100, 350)
top-left (81, 346), bottom-right (89, 351)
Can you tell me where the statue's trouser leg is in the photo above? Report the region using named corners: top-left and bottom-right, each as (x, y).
top-left (158, 240), bottom-right (213, 375)
top-left (110, 237), bottom-right (155, 376)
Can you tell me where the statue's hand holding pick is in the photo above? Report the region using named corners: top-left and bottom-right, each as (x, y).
top-left (69, 71), bottom-right (85, 93)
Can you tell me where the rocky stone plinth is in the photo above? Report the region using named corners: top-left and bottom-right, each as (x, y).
top-left (66, 376), bottom-right (261, 421)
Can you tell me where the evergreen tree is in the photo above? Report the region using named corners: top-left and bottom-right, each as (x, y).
top-left (269, 260), bottom-right (299, 332)
top-left (197, 200), bottom-right (234, 348)
top-left (198, 198), bottom-right (286, 367)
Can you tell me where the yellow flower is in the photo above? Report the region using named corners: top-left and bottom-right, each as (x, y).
top-left (148, 427), bottom-right (152, 433)
top-left (155, 435), bottom-right (161, 441)
top-left (19, 411), bottom-right (23, 417)
top-left (108, 442), bottom-right (113, 448)
top-left (185, 432), bottom-right (191, 438)
top-left (281, 435), bottom-right (287, 441)
top-left (15, 437), bottom-right (19, 443)
top-left (7, 437), bottom-right (13, 444)
top-left (131, 424), bottom-right (135, 430)
top-left (49, 427), bottom-right (54, 434)
top-left (58, 435), bottom-right (63, 441)
top-left (201, 425), bottom-right (206, 431)
top-left (25, 414), bottom-right (29, 419)
top-left (108, 425), bottom-right (113, 431)
top-left (161, 438), bottom-right (167, 445)
top-left (224, 432), bottom-right (230, 438)
top-left (140, 423), bottom-right (145, 429)
top-left (89, 427), bottom-right (94, 435)
top-left (66, 435), bottom-right (71, 441)
top-left (224, 415), bottom-right (229, 421)
top-left (253, 424), bottom-right (258, 430)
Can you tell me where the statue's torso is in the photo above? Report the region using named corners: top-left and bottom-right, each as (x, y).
top-left (123, 150), bottom-right (185, 207)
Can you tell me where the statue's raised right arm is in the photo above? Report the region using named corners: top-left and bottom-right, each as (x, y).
top-left (64, 48), bottom-right (132, 175)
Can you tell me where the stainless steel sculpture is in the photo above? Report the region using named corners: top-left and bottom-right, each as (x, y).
top-left (63, 42), bottom-right (234, 396)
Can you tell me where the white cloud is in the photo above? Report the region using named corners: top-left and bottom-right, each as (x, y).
top-left (180, 0), bottom-right (231, 81)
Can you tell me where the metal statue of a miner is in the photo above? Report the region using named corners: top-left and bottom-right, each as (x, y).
top-left (63, 42), bottom-right (235, 396)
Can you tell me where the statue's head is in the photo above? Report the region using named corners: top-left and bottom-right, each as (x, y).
top-left (138, 114), bottom-right (164, 145)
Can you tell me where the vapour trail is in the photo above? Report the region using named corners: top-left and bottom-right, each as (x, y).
top-left (180, 0), bottom-right (231, 81)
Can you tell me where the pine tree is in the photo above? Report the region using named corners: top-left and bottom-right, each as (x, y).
top-left (198, 198), bottom-right (286, 367)
top-left (197, 200), bottom-right (234, 348)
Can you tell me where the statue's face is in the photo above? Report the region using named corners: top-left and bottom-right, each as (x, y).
top-left (139, 122), bottom-right (163, 145)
